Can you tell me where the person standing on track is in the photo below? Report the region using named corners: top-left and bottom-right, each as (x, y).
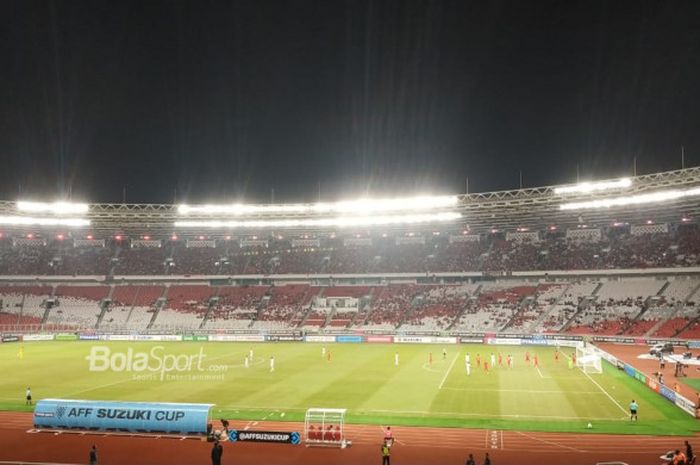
top-left (381, 439), bottom-right (391, 465)
top-left (483, 452), bottom-right (492, 465)
top-left (629, 399), bottom-right (638, 421)
top-left (383, 426), bottom-right (394, 447)
top-left (211, 439), bottom-right (223, 465)
top-left (465, 453), bottom-right (476, 465)
top-left (673, 449), bottom-right (687, 465)
top-left (685, 440), bottom-right (694, 464)
top-left (89, 445), bottom-right (98, 465)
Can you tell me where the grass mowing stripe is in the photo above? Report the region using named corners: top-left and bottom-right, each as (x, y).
top-left (438, 353), bottom-right (459, 389)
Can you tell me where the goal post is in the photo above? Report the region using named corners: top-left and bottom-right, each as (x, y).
top-left (304, 408), bottom-right (349, 448)
top-left (576, 345), bottom-right (603, 374)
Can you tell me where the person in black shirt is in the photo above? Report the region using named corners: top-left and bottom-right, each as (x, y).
top-left (89, 445), bottom-right (97, 465)
top-left (686, 440), bottom-right (694, 465)
top-left (211, 440), bottom-right (223, 465)
top-left (483, 452), bottom-right (492, 465)
top-left (465, 453), bottom-right (476, 465)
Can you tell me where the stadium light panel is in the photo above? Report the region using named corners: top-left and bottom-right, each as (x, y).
top-left (174, 212), bottom-right (461, 229)
top-left (0, 216), bottom-right (90, 227)
top-left (559, 186), bottom-right (700, 211)
top-left (17, 201), bottom-right (89, 215)
top-left (553, 178), bottom-right (632, 195)
top-left (177, 195), bottom-right (458, 216)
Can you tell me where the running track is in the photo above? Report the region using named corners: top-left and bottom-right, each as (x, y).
top-left (0, 412), bottom-right (693, 464)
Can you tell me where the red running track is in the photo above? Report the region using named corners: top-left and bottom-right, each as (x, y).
top-left (0, 412), bottom-right (695, 464)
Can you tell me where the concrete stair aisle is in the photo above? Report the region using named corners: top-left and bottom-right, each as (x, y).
top-left (146, 286), bottom-right (170, 329)
top-left (560, 282), bottom-right (603, 332)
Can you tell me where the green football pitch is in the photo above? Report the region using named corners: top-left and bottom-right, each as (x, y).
top-left (1, 341), bottom-right (697, 435)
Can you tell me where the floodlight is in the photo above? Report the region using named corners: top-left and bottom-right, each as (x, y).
top-left (553, 178), bottom-right (632, 195)
top-left (177, 195), bottom-right (458, 216)
top-left (173, 212), bottom-right (461, 229)
top-left (559, 187), bottom-right (700, 210)
top-left (17, 201), bottom-right (89, 215)
top-left (0, 216), bottom-right (90, 227)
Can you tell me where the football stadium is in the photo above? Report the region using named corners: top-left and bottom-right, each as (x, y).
top-left (3, 2), bottom-right (700, 465)
top-left (3, 169), bottom-right (700, 464)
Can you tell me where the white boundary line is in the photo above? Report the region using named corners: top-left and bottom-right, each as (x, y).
top-left (440, 387), bottom-right (606, 395)
top-left (535, 366), bottom-right (550, 379)
top-left (581, 369), bottom-right (629, 417)
top-left (562, 352), bottom-right (629, 417)
top-left (438, 353), bottom-right (459, 389)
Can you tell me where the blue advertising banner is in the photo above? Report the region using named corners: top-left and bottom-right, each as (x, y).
top-left (33, 399), bottom-right (213, 435)
top-left (623, 364), bottom-right (636, 378)
top-left (336, 335), bottom-right (364, 343)
top-left (228, 429), bottom-right (301, 444)
top-left (659, 385), bottom-right (677, 403)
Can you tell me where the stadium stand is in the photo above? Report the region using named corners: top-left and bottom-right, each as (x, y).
top-left (205, 286), bottom-right (269, 329)
top-left (566, 278), bottom-right (665, 335)
top-left (101, 285), bottom-right (164, 330)
top-left (0, 225), bottom-right (699, 276)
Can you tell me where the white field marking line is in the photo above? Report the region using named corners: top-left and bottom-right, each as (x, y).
top-left (221, 405), bottom-right (619, 421)
top-left (535, 365), bottom-right (550, 379)
top-left (562, 352), bottom-right (629, 416)
top-left (440, 387), bottom-right (604, 394)
top-left (359, 408), bottom-right (618, 421)
top-left (438, 353), bottom-right (459, 389)
top-left (514, 430), bottom-right (586, 453)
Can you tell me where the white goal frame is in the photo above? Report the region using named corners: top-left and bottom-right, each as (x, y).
top-left (304, 408), bottom-right (348, 448)
top-left (576, 345), bottom-right (603, 374)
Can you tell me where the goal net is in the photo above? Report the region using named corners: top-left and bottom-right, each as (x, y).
top-left (576, 345), bottom-right (603, 374)
top-left (304, 408), bottom-right (348, 448)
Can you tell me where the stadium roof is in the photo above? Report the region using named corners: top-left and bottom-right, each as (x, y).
top-left (1, 166), bottom-right (699, 235)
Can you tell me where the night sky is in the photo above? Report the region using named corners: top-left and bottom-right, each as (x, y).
top-left (1, 0), bottom-right (699, 204)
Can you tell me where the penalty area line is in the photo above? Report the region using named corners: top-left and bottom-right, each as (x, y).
top-left (562, 352), bottom-right (628, 416)
top-left (438, 354), bottom-right (459, 390)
